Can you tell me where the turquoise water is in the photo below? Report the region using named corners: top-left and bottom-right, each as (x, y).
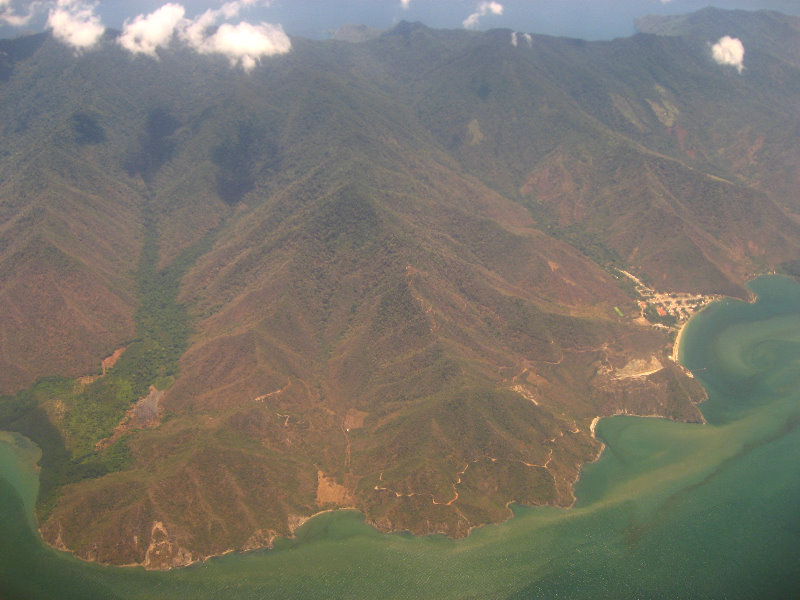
top-left (2, 275), bottom-right (800, 599)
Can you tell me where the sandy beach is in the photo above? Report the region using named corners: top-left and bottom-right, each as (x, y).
top-left (671, 320), bottom-right (688, 363)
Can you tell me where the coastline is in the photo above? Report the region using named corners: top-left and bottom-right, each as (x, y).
top-left (4, 285), bottom-right (734, 572)
top-left (671, 320), bottom-right (686, 364)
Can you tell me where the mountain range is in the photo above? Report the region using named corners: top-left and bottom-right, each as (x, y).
top-left (0, 8), bottom-right (798, 568)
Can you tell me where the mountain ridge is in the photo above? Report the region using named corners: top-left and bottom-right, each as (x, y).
top-left (0, 8), bottom-right (797, 567)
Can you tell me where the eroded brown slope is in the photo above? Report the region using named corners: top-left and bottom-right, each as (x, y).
top-left (1, 15), bottom-right (795, 567)
top-left (0, 146), bottom-right (141, 392)
top-left (39, 89), bottom-right (705, 566)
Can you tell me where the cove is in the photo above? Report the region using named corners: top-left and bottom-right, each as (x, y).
top-left (2, 275), bottom-right (800, 599)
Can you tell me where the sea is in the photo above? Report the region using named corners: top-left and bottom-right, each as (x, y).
top-left (1, 274), bottom-right (799, 599)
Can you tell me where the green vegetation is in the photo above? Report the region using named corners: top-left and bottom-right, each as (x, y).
top-left (0, 378), bottom-right (71, 516)
top-left (0, 203), bottom-right (208, 518)
top-left (524, 204), bottom-right (647, 301)
top-left (120, 213), bottom-right (190, 390)
top-left (55, 208), bottom-right (197, 459)
top-left (1, 9), bottom-right (798, 565)
top-left (71, 112), bottom-right (106, 145)
top-left (643, 304), bottom-right (678, 327)
top-left (124, 108), bottom-right (181, 180)
top-left (546, 222), bottom-right (623, 269)
top-left (211, 117), bottom-right (276, 205)
top-left (0, 376), bottom-right (132, 519)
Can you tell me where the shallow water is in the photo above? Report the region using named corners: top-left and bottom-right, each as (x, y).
top-left (2, 275), bottom-right (799, 599)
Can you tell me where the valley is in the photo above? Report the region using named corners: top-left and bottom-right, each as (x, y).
top-left (2, 274), bottom-right (800, 598)
top-left (0, 7), bottom-right (799, 570)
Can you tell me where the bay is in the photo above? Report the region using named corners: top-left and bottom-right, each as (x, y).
top-left (2, 275), bottom-right (799, 599)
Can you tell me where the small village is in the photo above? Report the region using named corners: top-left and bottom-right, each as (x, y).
top-left (617, 269), bottom-right (718, 328)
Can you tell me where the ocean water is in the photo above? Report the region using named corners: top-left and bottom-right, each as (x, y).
top-left (1, 275), bottom-right (799, 599)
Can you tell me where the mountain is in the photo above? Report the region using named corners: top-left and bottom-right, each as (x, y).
top-left (0, 9), bottom-right (798, 568)
top-left (636, 7), bottom-right (800, 67)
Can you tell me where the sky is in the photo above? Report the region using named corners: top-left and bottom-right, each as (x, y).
top-left (0, 1), bottom-right (794, 71)
top-left (2, 0), bottom-right (799, 42)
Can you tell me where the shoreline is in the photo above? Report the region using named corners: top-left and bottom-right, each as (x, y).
top-left (671, 320), bottom-right (685, 364)
top-left (6, 284), bottom-right (732, 571)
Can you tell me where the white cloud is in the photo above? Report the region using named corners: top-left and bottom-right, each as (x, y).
top-left (463, 1), bottom-right (503, 30)
top-left (400, 0), bottom-right (411, 9)
top-left (47, 0), bottom-right (105, 50)
top-left (180, 4), bottom-right (217, 48)
top-left (118, 3), bottom-right (185, 57)
top-left (43, 0), bottom-right (289, 70)
top-left (182, 1), bottom-right (259, 48)
top-left (511, 31), bottom-right (532, 48)
top-left (711, 35), bottom-right (745, 74)
top-left (178, 1), bottom-right (290, 71)
top-left (193, 21), bottom-right (290, 71)
top-left (219, 0), bottom-right (266, 20)
top-left (1, 0), bottom-right (43, 26)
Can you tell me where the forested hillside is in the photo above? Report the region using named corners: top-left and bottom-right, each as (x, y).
top-left (0, 9), bottom-right (797, 567)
